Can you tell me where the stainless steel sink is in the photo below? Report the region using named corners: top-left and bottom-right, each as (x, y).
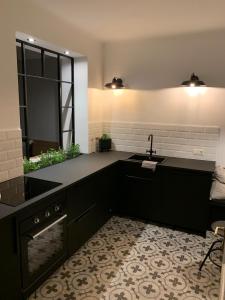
top-left (128, 154), bottom-right (165, 163)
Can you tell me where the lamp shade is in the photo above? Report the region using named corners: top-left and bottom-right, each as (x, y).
top-left (181, 73), bottom-right (206, 87)
top-left (105, 77), bottom-right (125, 89)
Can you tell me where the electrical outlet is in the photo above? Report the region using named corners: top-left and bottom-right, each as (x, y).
top-left (193, 149), bottom-right (204, 156)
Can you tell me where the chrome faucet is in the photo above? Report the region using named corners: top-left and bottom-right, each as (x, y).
top-left (146, 134), bottom-right (156, 159)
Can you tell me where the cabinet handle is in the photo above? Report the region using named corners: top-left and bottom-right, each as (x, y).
top-left (126, 175), bottom-right (153, 182)
top-left (31, 214), bottom-right (67, 239)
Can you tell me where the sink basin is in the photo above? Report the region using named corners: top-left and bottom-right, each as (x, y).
top-left (128, 154), bottom-right (165, 163)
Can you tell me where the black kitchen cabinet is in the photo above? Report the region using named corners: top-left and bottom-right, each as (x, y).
top-left (159, 167), bottom-right (212, 233)
top-left (68, 203), bottom-right (100, 254)
top-left (0, 218), bottom-right (22, 300)
top-left (117, 160), bottom-right (158, 220)
top-left (67, 164), bottom-right (117, 255)
top-left (117, 160), bottom-right (213, 234)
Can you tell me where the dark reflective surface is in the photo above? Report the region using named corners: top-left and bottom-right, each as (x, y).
top-left (0, 176), bottom-right (61, 207)
top-left (129, 154), bottom-right (165, 163)
top-left (27, 221), bottom-right (64, 275)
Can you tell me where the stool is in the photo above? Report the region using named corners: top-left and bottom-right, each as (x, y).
top-left (199, 220), bottom-right (225, 271)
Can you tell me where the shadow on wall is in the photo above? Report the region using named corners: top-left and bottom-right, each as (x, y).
top-left (104, 28), bottom-right (225, 90)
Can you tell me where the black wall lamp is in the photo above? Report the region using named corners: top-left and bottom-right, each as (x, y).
top-left (105, 77), bottom-right (125, 89)
top-left (181, 73), bottom-right (206, 87)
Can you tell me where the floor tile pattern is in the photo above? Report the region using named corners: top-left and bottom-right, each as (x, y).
top-left (29, 217), bottom-right (221, 300)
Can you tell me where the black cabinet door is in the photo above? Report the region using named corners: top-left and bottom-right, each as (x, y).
top-left (117, 161), bottom-right (155, 219)
top-left (0, 218), bottom-right (22, 300)
top-left (68, 204), bottom-right (100, 255)
top-left (120, 174), bottom-right (153, 219)
top-left (160, 168), bottom-right (211, 233)
top-left (67, 164), bottom-right (117, 255)
top-left (67, 179), bottom-right (96, 222)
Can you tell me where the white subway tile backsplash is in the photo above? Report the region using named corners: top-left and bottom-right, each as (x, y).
top-left (89, 121), bottom-right (219, 161)
top-left (0, 128), bottom-right (23, 183)
top-left (88, 122), bottom-right (103, 153)
top-left (0, 171), bottom-right (9, 183)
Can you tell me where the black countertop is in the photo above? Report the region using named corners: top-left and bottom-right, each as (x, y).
top-left (0, 151), bottom-right (215, 222)
top-left (160, 156), bottom-right (215, 173)
top-left (0, 151), bottom-right (132, 222)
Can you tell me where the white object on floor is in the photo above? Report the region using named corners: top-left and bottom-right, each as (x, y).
top-left (141, 160), bottom-right (158, 171)
top-left (215, 165), bottom-right (225, 184)
top-left (210, 180), bottom-right (225, 200)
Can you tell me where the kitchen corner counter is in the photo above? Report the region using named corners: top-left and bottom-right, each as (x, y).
top-left (0, 151), bottom-right (216, 222)
top-left (29, 151), bottom-right (132, 184)
top-left (0, 151), bottom-right (132, 222)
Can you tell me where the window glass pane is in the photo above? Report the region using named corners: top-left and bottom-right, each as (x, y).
top-left (18, 75), bottom-right (25, 106)
top-left (44, 51), bottom-right (58, 79)
top-left (62, 108), bottom-right (72, 131)
top-left (20, 108), bottom-right (26, 137)
top-left (25, 45), bottom-right (42, 76)
top-left (26, 77), bottom-right (60, 156)
top-left (63, 131), bottom-right (73, 150)
top-left (60, 56), bottom-right (72, 82)
top-left (16, 42), bottom-right (23, 73)
top-left (61, 83), bottom-right (72, 107)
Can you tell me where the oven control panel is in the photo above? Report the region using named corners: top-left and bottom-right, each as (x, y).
top-left (19, 194), bottom-right (65, 234)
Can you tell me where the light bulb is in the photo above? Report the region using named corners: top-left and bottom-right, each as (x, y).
top-left (27, 37), bottom-right (35, 43)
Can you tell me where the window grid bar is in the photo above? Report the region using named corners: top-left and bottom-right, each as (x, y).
top-left (57, 54), bottom-right (63, 147)
top-left (71, 58), bottom-right (75, 144)
top-left (20, 41), bottom-right (30, 157)
top-left (16, 39), bottom-right (72, 59)
top-left (17, 73), bottom-right (73, 84)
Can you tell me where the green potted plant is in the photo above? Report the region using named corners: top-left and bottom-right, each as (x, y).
top-left (99, 133), bottom-right (112, 152)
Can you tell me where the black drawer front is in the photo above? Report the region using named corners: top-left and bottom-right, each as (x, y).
top-left (67, 180), bottom-right (96, 222)
top-left (68, 203), bottom-right (100, 255)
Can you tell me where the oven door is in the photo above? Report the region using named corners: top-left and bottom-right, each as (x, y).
top-left (21, 214), bottom-right (67, 289)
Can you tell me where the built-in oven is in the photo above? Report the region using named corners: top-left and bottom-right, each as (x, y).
top-left (19, 198), bottom-right (67, 292)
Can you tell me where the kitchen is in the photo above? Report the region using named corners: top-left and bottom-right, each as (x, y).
top-left (1, 1), bottom-right (225, 299)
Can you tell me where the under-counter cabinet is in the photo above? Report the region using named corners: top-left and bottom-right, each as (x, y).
top-left (67, 164), bottom-right (117, 256)
top-left (0, 218), bottom-right (22, 300)
top-left (117, 160), bottom-right (159, 220)
top-left (159, 167), bottom-right (213, 234)
top-left (117, 159), bottom-right (214, 234)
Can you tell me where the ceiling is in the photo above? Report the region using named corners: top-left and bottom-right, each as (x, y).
top-left (32, 0), bottom-right (225, 42)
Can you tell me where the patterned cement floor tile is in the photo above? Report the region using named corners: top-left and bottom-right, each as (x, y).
top-left (29, 216), bottom-right (221, 300)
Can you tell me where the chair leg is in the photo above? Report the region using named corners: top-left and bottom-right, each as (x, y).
top-left (199, 240), bottom-right (222, 271)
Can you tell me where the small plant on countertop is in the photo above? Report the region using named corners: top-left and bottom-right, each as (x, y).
top-left (23, 157), bottom-right (41, 173)
top-left (39, 148), bottom-right (67, 168)
top-left (99, 133), bottom-right (112, 152)
top-left (66, 143), bottom-right (80, 159)
top-left (23, 144), bottom-right (80, 174)
top-left (100, 133), bottom-right (111, 140)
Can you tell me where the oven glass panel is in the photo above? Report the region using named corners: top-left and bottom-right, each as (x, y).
top-left (27, 220), bottom-right (64, 275)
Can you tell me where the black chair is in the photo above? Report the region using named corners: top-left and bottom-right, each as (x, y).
top-left (199, 220), bottom-right (224, 271)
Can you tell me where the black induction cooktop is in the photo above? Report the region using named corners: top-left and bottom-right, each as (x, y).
top-left (0, 176), bottom-right (62, 207)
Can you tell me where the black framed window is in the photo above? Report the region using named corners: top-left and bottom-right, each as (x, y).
top-left (16, 39), bottom-right (75, 158)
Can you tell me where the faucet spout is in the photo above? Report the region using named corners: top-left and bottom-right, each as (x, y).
top-left (146, 134), bottom-right (156, 159)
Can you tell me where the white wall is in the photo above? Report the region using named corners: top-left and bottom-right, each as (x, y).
top-left (103, 29), bottom-right (225, 164)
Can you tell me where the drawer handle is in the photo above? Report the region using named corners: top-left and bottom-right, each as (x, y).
top-left (126, 175), bottom-right (153, 182)
top-left (31, 214), bottom-right (67, 239)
